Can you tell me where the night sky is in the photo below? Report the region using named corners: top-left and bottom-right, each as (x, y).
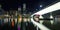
top-left (0, 0), bottom-right (17, 11)
top-left (19, 0), bottom-right (58, 14)
top-left (0, 0), bottom-right (58, 12)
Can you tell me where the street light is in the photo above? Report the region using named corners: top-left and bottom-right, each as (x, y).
top-left (50, 13), bottom-right (54, 24)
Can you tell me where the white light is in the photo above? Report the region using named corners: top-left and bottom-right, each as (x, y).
top-left (50, 20), bottom-right (54, 24)
top-left (31, 2), bottom-right (60, 16)
top-left (40, 5), bottom-right (43, 7)
top-left (24, 18), bottom-right (27, 22)
top-left (23, 3), bottom-right (26, 8)
top-left (4, 18), bottom-right (8, 23)
top-left (50, 15), bottom-right (53, 19)
top-left (15, 18), bottom-right (17, 23)
top-left (39, 15), bottom-right (43, 19)
top-left (4, 14), bottom-right (9, 17)
top-left (18, 8), bottom-right (21, 11)
top-left (39, 15), bottom-right (44, 24)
